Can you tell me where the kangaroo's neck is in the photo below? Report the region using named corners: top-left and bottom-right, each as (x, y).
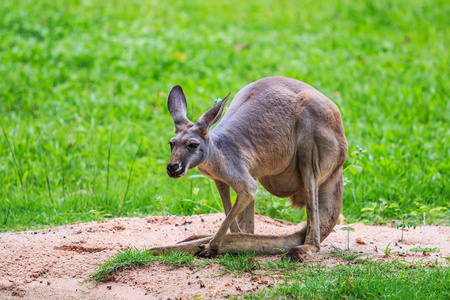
top-left (202, 131), bottom-right (228, 164)
top-left (198, 130), bottom-right (241, 177)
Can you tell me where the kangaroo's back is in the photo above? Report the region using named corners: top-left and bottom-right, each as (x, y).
top-left (216, 77), bottom-right (315, 131)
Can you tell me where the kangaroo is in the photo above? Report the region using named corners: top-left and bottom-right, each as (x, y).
top-left (152, 76), bottom-right (347, 261)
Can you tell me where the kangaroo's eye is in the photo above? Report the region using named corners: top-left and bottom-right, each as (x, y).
top-left (169, 142), bottom-right (174, 151)
top-left (188, 143), bottom-right (199, 149)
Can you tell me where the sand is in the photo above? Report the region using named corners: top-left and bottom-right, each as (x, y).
top-left (1, 213), bottom-right (449, 299)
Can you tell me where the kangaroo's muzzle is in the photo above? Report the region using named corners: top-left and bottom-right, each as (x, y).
top-left (166, 163), bottom-right (186, 178)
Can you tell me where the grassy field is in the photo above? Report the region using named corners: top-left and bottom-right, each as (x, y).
top-left (1, 0), bottom-right (449, 231)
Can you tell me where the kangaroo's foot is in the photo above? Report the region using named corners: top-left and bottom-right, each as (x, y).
top-left (196, 246), bottom-right (218, 258)
top-left (177, 234), bottom-right (212, 244)
top-left (151, 232), bottom-right (303, 256)
top-left (286, 244), bottom-right (320, 262)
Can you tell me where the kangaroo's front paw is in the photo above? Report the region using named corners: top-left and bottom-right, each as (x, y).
top-left (286, 244), bottom-right (319, 262)
top-left (196, 246), bottom-right (218, 258)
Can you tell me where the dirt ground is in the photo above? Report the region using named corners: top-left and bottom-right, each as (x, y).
top-left (1, 213), bottom-right (449, 299)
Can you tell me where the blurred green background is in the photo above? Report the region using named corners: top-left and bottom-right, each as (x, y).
top-left (0, 0), bottom-right (449, 230)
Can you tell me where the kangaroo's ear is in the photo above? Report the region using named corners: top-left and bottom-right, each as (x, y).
top-left (167, 85), bottom-right (193, 133)
top-left (193, 92), bottom-right (231, 137)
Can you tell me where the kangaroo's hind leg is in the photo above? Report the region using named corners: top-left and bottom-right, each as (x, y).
top-left (287, 166), bottom-right (344, 260)
top-left (317, 167), bottom-right (344, 241)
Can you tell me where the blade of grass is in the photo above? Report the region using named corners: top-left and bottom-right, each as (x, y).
top-left (106, 130), bottom-right (113, 205)
top-left (60, 151), bottom-right (66, 200)
top-left (42, 154), bottom-right (54, 204)
top-left (117, 137), bottom-right (143, 216)
top-left (1, 126), bottom-right (27, 201)
top-left (2, 200), bottom-right (11, 226)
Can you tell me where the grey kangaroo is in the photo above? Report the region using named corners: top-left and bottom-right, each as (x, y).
top-left (152, 76), bottom-right (347, 261)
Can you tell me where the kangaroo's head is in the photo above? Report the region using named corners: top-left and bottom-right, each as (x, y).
top-left (166, 85), bottom-right (230, 178)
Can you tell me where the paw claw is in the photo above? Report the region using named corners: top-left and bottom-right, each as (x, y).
top-left (286, 249), bottom-right (305, 262)
top-left (196, 247), bottom-right (218, 258)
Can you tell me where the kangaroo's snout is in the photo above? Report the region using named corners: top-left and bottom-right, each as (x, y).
top-left (166, 162), bottom-right (185, 178)
top-left (166, 163), bottom-right (179, 173)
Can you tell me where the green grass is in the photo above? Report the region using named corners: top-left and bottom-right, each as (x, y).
top-left (248, 261), bottom-right (450, 300)
top-left (1, 0), bottom-right (449, 230)
top-left (89, 249), bottom-right (450, 299)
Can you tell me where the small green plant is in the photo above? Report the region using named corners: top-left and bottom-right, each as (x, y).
top-left (341, 226), bottom-right (355, 250)
top-left (394, 211), bottom-right (418, 242)
top-left (343, 146), bottom-right (366, 185)
top-left (382, 243), bottom-right (393, 256)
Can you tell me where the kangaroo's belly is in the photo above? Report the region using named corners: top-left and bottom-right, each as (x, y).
top-left (258, 159), bottom-right (303, 198)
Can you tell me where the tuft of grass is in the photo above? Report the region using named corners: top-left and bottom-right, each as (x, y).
top-left (88, 248), bottom-right (196, 282)
top-left (157, 250), bottom-right (197, 267)
top-left (88, 248), bottom-right (155, 282)
top-left (218, 252), bottom-right (261, 277)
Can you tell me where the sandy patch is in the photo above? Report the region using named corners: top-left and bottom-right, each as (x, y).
top-left (1, 213), bottom-right (449, 299)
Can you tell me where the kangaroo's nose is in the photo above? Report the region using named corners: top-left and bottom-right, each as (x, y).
top-left (166, 163), bottom-right (179, 173)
